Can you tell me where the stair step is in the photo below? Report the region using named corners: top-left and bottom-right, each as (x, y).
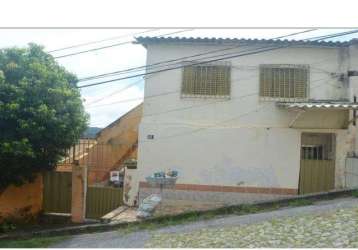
top-left (100, 206), bottom-right (128, 223)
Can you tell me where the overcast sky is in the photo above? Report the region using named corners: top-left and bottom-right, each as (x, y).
top-left (1, 28), bottom-right (357, 128)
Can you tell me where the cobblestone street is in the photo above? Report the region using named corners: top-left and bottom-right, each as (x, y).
top-left (52, 197), bottom-right (358, 248)
top-left (147, 206), bottom-right (358, 248)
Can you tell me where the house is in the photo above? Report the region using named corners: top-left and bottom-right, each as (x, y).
top-left (56, 103), bottom-right (142, 185)
top-left (126, 36), bottom-right (358, 206)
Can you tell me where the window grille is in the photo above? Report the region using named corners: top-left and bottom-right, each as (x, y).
top-left (302, 145), bottom-right (324, 160)
top-left (181, 63), bottom-right (231, 98)
top-left (259, 64), bottom-right (309, 100)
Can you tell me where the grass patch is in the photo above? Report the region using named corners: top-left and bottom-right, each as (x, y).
top-left (118, 198), bottom-right (323, 234)
top-left (288, 199), bottom-right (313, 207)
top-left (119, 212), bottom-right (202, 234)
top-left (118, 203), bottom-right (277, 234)
top-left (352, 190), bottom-right (358, 198)
top-left (0, 236), bottom-right (67, 248)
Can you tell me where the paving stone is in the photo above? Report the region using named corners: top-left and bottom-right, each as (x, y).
top-left (146, 207), bottom-right (358, 248)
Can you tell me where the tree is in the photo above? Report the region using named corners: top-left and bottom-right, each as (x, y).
top-left (0, 44), bottom-right (88, 190)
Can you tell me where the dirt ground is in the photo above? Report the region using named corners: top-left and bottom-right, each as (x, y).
top-left (153, 199), bottom-right (226, 216)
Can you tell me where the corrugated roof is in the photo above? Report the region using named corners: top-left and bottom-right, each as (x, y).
top-left (135, 36), bottom-right (351, 47)
top-left (277, 101), bottom-right (358, 109)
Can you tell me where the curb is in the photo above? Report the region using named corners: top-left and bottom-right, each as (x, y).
top-left (1, 188), bottom-right (357, 241)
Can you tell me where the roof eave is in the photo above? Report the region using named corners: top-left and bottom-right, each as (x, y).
top-left (134, 36), bottom-right (348, 48)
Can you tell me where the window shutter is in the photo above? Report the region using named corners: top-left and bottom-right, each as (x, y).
top-left (259, 64), bottom-right (309, 100)
top-left (182, 63), bottom-right (231, 97)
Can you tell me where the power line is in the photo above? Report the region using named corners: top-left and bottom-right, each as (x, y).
top-left (85, 77), bottom-right (145, 106)
top-left (88, 74), bottom-right (341, 143)
top-left (85, 72), bottom-right (337, 109)
top-left (53, 29), bottom-right (194, 59)
top-left (136, 28), bottom-right (353, 76)
top-left (77, 29), bottom-right (358, 89)
top-left (82, 31), bottom-right (320, 105)
top-left (85, 56), bottom-right (336, 109)
top-left (148, 104), bottom-right (270, 142)
top-left (78, 29), bottom-right (318, 82)
top-left (84, 60), bottom-right (333, 109)
top-left (92, 103), bottom-right (275, 143)
top-left (84, 62), bottom-right (333, 108)
top-left (47, 29), bottom-right (159, 53)
top-left (145, 77), bottom-right (340, 143)
top-left (84, 30), bottom-right (355, 136)
top-left (86, 75), bottom-right (338, 116)
top-left (82, 29), bottom-right (351, 111)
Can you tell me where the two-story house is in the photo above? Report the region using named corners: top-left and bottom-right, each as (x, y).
top-left (127, 36), bottom-right (358, 206)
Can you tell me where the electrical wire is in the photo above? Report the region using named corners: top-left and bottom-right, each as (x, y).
top-left (53, 29), bottom-right (194, 59)
top-left (92, 75), bottom-right (342, 144)
top-left (85, 77), bottom-right (145, 106)
top-left (85, 71), bottom-right (338, 109)
top-left (47, 29), bottom-right (159, 53)
top-left (77, 29), bottom-right (358, 89)
top-left (86, 75), bottom-right (340, 133)
top-left (144, 74), bottom-right (344, 143)
top-left (84, 30), bottom-right (356, 140)
top-left (78, 29), bottom-right (318, 82)
top-left (84, 52), bottom-right (341, 109)
top-left (87, 74), bottom-right (342, 145)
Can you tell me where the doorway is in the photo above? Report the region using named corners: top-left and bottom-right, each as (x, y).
top-left (299, 133), bottom-right (335, 194)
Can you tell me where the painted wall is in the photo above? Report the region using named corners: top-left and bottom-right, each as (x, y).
top-left (96, 104), bottom-right (143, 146)
top-left (128, 41), bottom-right (358, 205)
top-left (87, 104), bottom-right (142, 185)
top-left (0, 175), bottom-right (43, 222)
top-left (58, 104), bottom-right (142, 185)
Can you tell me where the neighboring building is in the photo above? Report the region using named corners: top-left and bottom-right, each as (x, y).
top-left (86, 103), bottom-right (142, 184)
top-left (57, 104), bottom-right (143, 185)
top-left (128, 36), bottom-right (358, 206)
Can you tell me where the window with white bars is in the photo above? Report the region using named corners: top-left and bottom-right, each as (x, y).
top-left (302, 145), bottom-right (324, 160)
top-left (181, 63), bottom-right (231, 97)
top-left (259, 64), bottom-right (309, 100)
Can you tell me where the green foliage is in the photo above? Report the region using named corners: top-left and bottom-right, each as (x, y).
top-left (288, 199), bottom-right (313, 207)
top-left (0, 44), bottom-right (88, 190)
top-left (0, 221), bottom-right (16, 233)
top-left (0, 236), bottom-right (67, 248)
top-left (352, 190), bottom-right (358, 198)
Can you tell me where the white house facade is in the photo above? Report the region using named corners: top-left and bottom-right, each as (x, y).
top-left (127, 37), bottom-right (358, 206)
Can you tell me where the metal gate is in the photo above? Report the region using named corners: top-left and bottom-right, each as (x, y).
top-left (43, 171), bottom-right (72, 213)
top-left (299, 159), bottom-right (335, 194)
top-left (345, 157), bottom-right (358, 188)
top-left (299, 133), bottom-right (335, 194)
top-left (86, 186), bottom-right (123, 219)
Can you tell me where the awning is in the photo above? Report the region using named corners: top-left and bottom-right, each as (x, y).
top-left (277, 101), bottom-right (358, 110)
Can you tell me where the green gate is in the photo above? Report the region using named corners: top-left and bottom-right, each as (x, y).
top-left (86, 186), bottom-right (123, 219)
top-left (299, 160), bottom-right (335, 194)
top-left (43, 171), bottom-right (72, 213)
